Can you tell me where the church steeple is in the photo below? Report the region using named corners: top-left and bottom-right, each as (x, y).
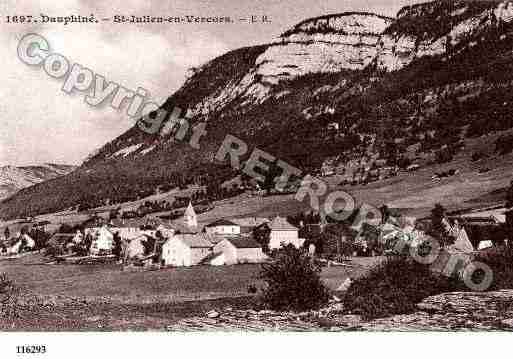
top-left (184, 201), bottom-right (198, 228)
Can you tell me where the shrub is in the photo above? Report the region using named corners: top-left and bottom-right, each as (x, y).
top-left (343, 256), bottom-right (463, 319)
top-left (259, 245), bottom-right (331, 311)
top-left (0, 273), bottom-right (20, 318)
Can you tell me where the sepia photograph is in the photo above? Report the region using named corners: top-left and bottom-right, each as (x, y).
top-left (1, 0), bottom-right (513, 357)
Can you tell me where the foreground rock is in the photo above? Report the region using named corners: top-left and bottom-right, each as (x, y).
top-left (166, 290), bottom-right (513, 331)
top-left (362, 290), bottom-right (513, 331)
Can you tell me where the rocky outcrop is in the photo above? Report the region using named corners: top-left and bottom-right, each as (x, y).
top-left (166, 290), bottom-right (513, 331)
top-left (360, 290), bottom-right (513, 331)
top-left (377, 0), bottom-right (513, 71)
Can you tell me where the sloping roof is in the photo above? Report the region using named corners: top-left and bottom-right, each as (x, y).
top-left (230, 217), bottom-right (270, 228)
top-left (205, 219), bottom-right (239, 227)
top-left (111, 217), bottom-right (167, 229)
top-left (204, 233), bottom-right (230, 245)
top-left (270, 216), bottom-right (297, 231)
top-left (170, 221), bottom-right (200, 234)
top-left (178, 234), bottom-right (213, 248)
top-left (50, 233), bottom-right (75, 244)
top-left (83, 216), bottom-right (107, 228)
top-left (225, 237), bottom-right (262, 249)
top-left (111, 218), bottom-right (145, 228)
top-left (447, 228), bottom-right (474, 253)
top-left (491, 214), bottom-right (506, 224)
top-left (201, 252), bottom-right (224, 264)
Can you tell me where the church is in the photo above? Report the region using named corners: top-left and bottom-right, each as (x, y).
top-left (161, 202), bottom-right (213, 266)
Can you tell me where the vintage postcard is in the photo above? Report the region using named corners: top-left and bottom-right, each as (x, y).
top-left (1, 0), bottom-right (513, 356)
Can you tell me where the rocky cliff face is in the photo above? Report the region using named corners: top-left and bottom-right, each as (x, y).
top-left (183, 13), bottom-right (393, 119)
top-left (0, 164), bottom-right (76, 201)
top-left (377, 0), bottom-right (513, 71)
top-left (2, 0), bottom-right (513, 219)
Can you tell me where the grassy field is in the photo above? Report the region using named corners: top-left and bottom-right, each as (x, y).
top-left (0, 254), bottom-right (379, 330)
top-left (1, 254), bottom-right (376, 302)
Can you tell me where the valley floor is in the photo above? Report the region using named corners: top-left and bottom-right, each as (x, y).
top-left (0, 254), bottom-right (377, 331)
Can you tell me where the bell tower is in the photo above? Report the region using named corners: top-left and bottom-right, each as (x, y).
top-left (184, 201), bottom-right (198, 228)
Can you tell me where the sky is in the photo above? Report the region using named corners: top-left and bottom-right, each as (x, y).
top-left (0, 0), bottom-right (420, 166)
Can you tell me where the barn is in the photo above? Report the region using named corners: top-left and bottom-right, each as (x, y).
top-left (212, 237), bottom-right (267, 265)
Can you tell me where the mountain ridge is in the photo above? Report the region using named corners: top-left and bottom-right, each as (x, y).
top-left (0, 163), bottom-right (76, 201)
top-left (2, 0), bottom-right (513, 220)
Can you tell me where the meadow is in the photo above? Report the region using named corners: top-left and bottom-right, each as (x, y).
top-left (0, 254), bottom-right (379, 330)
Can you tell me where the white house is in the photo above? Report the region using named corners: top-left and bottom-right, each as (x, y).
top-left (230, 217), bottom-right (270, 233)
top-left (110, 219), bottom-right (143, 240)
top-left (204, 219), bottom-right (241, 236)
top-left (161, 233), bottom-right (213, 267)
top-left (269, 216), bottom-right (305, 250)
top-left (5, 233), bottom-right (35, 255)
top-left (87, 226), bottom-right (115, 255)
top-left (211, 237), bottom-right (267, 265)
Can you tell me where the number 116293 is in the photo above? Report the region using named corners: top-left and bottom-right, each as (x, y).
top-left (16, 346), bottom-right (46, 354)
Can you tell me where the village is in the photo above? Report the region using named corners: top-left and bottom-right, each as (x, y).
top-left (1, 180), bottom-right (512, 276)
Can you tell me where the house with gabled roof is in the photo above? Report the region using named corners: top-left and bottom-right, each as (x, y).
top-left (161, 233), bottom-right (213, 267)
top-left (269, 216), bottom-right (305, 250)
top-left (204, 219), bottom-right (241, 236)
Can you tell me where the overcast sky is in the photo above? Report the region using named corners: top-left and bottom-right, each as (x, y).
top-left (0, 0), bottom-right (420, 166)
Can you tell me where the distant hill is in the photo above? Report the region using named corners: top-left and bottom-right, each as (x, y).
top-left (0, 164), bottom-right (76, 201)
top-left (2, 0), bottom-right (513, 219)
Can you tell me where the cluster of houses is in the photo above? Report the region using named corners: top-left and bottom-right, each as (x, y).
top-left (0, 232), bottom-right (36, 255)
top-left (305, 205), bottom-right (511, 260)
top-left (4, 197), bottom-right (509, 269)
top-left (48, 202), bottom-right (307, 267)
top-left (371, 206), bottom-right (511, 255)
